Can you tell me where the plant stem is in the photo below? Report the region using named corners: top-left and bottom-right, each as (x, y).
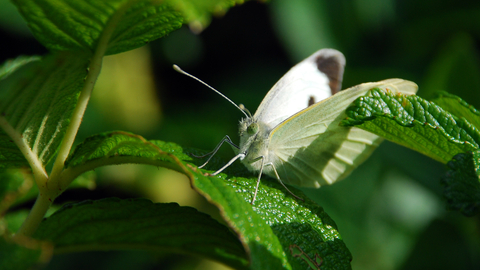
top-left (14, 46), bottom-right (106, 238)
top-left (47, 51), bottom-right (105, 184)
top-left (48, 0), bottom-right (134, 186)
top-left (14, 1), bottom-right (138, 238)
top-left (15, 192), bottom-right (54, 237)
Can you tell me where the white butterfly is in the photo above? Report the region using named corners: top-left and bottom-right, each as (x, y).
top-left (175, 49), bottom-right (418, 204)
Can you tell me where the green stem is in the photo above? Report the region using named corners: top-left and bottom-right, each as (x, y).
top-left (13, 53), bottom-right (104, 238)
top-left (15, 192), bottom-right (54, 237)
top-left (48, 45), bottom-right (106, 185)
top-left (49, 1), bottom-right (134, 186)
top-left (15, 1), bottom-right (137, 238)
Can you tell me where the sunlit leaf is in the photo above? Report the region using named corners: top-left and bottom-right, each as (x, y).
top-left (62, 131), bottom-right (352, 269)
top-left (0, 53), bottom-right (89, 169)
top-left (342, 88), bottom-right (480, 163)
top-left (432, 91), bottom-right (480, 129)
top-left (12, 0), bottom-right (183, 55)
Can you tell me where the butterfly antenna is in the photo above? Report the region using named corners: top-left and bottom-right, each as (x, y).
top-left (238, 104), bottom-right (252, 118)
top-left (173, 65), bottom-right (249, 118)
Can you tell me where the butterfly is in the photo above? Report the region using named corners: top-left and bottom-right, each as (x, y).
top-left (175, 49), bottom-right (418, 204)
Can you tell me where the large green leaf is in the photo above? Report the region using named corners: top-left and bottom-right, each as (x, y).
top-left (62, 131), bottom-right (352, 270)
top-left (34, 198), bottom-right (249, 269)
top-left (12, 0), bottom-right (183, 55)
top-left (0, 53), bottom-right (89, 169)
top-left (341, 88), bottom-right (480, 163)
top-left (11, 0), bottom-right (248, 55)
top-left (442, 151), bottom-right (480, 216)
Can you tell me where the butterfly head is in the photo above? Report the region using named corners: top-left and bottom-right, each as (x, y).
top-left (239, 117), bottom-right (257, 137)
top-left (238, 103), bottom-right (257, 137)
top-left (237, 116), bottom-right (258, 151)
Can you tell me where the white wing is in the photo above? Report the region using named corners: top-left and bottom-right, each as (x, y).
top-left (253, 49), bottom-right (346, 129)
top-left (266, 79), bottom-right (418, 187)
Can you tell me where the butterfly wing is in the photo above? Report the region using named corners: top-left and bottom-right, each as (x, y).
top-left (253, 49), bottom-right (346, 129)
top-left (267, 79), bottom-right (418, 187)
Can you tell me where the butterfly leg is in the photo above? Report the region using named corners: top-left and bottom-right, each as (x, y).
top-left (194, 135), bottom-right (239, 168)
top-left (251, 156), bottom-right (266, 205)
top-left (250, 158), bottom-right (304, 204)
top-left (211, 153), bottom-right (245, 175)
top-left (266, 162), bottom-right (304, 202)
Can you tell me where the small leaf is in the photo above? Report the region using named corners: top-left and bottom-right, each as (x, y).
top-left (0, 234), bottom-right (53, 270)
top-left (12, 0), bottom-right (183, 55)
top-left (442, 151), bottom-right (480, 216)
top-left (34, 198), bottom-right (249, 269)
top-left (64, 131), bottom-right (352, 269)
top-left (341, 88), bottom-right (480, 163)
top-left (0, 52), bottom-right (89, 169)
top-left (432, 91), bottom-right (480, 129)
top-left (167, 0), bottom-right (248, 32)
top-left (0, 55), bottom-right (40, 80)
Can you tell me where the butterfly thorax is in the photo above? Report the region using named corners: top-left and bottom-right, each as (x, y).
top-left (238, 117), bottom-right (272, 172)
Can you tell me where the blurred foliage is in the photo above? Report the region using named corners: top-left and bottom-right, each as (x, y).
top-left (1, 0), bottom-right (480, 269)
top-left (92, 47), bottom-right (162, 134)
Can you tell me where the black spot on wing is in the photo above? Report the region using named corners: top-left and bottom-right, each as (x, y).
top-left (316, 52), bottom-right (345, 95)
top-left (308, 96), bottom-right (315, 106)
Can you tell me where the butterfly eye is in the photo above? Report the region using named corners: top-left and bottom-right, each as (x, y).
top-left (247, 123), bottom-right (259, 135)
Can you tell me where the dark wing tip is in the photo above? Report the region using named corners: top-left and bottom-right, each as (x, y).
top-left (315, 49), bottom-right (346, 95)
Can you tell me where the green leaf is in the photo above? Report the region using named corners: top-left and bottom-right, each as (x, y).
top-left (0, 55), bottom-right (40, 80)
top-left (168, 0), bottom-right (249, 32)
top-left (12, 0), bottom-right (183, 55)
top-left (64, 131), bottom-right (192, 172)
top-left (0, 234), bottom-right (53, 270)
top-left (0, 53), bottom-right (89, 169)
top-left (432, 91), bottom-right (480, 129)
top-left (105, 1), bottom-right (184, 55)
top-left (442, 151), bottom-right (480, 216)
top-left (341, 88), bottom-right (480, 163)
top-left (63, 131), bottom-right (352, 269)
top-left (34, 198), bottom-right (249, 269)
top-left (12, 0), bottom-right (252, 54)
